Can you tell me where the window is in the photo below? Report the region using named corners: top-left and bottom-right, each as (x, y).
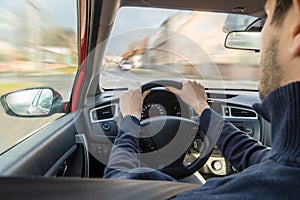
top-left (101, 7), bottom-right (260, 90)
top-left (0, 0), bottom-right (77, 154)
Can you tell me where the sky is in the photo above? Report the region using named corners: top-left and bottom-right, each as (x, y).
top-left (0, 1), bottom-right (176, 35)
top-left (0, 0), bottom-right (77, 31)
top-left (0, 0), bottom-right (177, 53)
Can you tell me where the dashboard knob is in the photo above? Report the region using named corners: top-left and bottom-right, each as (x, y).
top-left (102, 123), bottom-right (111, 131)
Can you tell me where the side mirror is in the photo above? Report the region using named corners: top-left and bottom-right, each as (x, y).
top-left (0, 87), bottom-right (65, 118)
top-left (225, 31), bottom-right (261, 52)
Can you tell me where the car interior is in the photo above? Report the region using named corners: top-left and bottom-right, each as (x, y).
top-left (0, 0), bottom-right (269, 199)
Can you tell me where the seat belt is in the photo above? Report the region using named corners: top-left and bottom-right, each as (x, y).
top-left (0, 177), bottom-right (200, 200)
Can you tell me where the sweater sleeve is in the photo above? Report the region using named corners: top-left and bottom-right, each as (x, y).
top-left (103, 115), bottom-right (141, 179)
top-left (103, 115), bottom-right (176, 181)
top-left (199, 108), bottom-right (270, 171)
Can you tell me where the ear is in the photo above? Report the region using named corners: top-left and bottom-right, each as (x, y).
top-left (294, 0), bottom-right (300, 11)
top-left (290, 27), bottom-right (300, 57)
top-left (290, 0), bottom-right (300, 57)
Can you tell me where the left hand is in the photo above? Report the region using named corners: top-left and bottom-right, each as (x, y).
top-left (119, 85), bottom-right (150, 120)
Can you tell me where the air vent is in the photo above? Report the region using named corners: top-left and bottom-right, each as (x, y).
top-left (90, 104), bottom-right (118, 123)
top-left (207, 93), bottom-right (237, 99)
top-left (230, 108), bottom-right (256, 118)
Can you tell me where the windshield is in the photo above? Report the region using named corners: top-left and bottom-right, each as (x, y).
top-left (101, 7), bottom-right (260, 90)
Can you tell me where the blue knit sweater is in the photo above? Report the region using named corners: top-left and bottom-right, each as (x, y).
top-left (104, 82), bottom-right (300, 199)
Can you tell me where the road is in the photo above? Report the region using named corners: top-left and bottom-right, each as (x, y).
top-left (101, 65), bottom-right (186, 88)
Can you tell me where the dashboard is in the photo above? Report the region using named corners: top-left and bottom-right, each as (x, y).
top-left (86, 88), bottom-right (271, 177)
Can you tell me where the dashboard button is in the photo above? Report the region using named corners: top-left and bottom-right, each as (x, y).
top-left (102, 123), bottom-right (111, 131)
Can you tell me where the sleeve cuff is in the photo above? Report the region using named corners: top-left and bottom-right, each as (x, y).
top-left (118, 115), bottom-right (141, 136)
top-left (199, 108), bottom-right (223, 133)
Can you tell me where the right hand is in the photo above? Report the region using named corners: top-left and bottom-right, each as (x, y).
top-left (165, 80), bottom-right (210, 115)
top-left (119, 84), bottom-right (150, 120)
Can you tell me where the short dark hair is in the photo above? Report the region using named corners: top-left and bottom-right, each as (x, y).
top-left (271, 0), bottom-right (293, 25)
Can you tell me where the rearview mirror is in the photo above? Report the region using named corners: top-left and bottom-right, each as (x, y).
top-left (225, 31), bottom-right (261, 52)
top-left (0, 87), bottom-right (65, 117)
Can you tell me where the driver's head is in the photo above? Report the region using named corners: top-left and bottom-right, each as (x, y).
top-left (259, 0), bottom-right (300, 100)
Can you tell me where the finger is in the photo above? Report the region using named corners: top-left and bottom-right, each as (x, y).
top-left (142, 90), bottom-right (151, 99)
top-left (134, 83), bottom-right (142, 94)
top-left (130, 88), bottom-right (142, 101)
top-left (120, 92), bottom-right (128, 100)
top-left (182, 80), bottom-right (189, 86)
top-left (198, 83), bottom-right (206, 91)
top-left (128, 88), bottom-right (135, 93)
top-left (184, 80), bottom-right (195, 89)
top-left (165, 86), bottom-right (181, 95)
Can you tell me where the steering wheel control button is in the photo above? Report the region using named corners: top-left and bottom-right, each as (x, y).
top-left (102, 123), bottom-right (111, 131)
top-left (139, 138), bottom-right (156, 152)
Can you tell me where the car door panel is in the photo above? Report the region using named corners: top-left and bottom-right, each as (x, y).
top-left (0, 113), bottom-right (80, 177)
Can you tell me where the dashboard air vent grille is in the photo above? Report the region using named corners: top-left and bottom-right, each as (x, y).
top-left (231, 108), bottom-right (256, 118)
top-left (96, 105), bottom-right (116, 120)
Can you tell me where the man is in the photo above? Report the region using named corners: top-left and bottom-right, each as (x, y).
top-left (105, 0), bottom-right (300, 198)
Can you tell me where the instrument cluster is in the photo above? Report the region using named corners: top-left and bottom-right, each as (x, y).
top-left (141, 90), bottom-right (182, 121)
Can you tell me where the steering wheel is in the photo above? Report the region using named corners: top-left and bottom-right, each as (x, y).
top-left (138, 80), bottom-right (214, 179)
